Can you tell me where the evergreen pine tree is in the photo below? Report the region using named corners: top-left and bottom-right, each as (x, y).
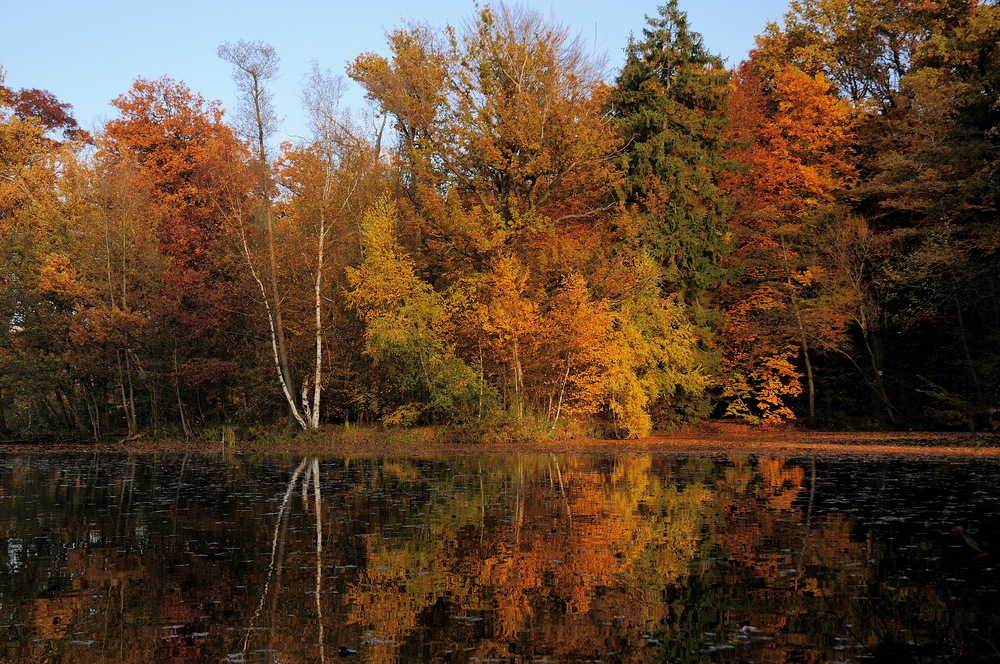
top-left (610, 0), bottom-right (733, 301)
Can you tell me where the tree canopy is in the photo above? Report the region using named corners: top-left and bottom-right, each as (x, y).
top-left (1, 0), bottom-right (998, 441)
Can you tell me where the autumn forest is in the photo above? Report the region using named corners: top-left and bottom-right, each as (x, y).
top-left (1, 0), bottom-right (998, 441)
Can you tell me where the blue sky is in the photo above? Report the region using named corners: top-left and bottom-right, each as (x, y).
top-left (2, 0), bottom-right (789, 141)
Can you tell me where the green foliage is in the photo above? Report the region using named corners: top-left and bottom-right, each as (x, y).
top-left (604, 259), bottom-right (709, 438)
top-left (447, 411), bottom-right (554, 444)
top-left (346, 199), bottom-right (483, 425)
top-left (610, 0), bottom-right (733, 298)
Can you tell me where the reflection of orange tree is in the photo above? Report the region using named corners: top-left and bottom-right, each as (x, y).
top-left (716, 457), bottom-right (805, 584)
top-left (715, 456), bottom-right (810, 636)
top-left (33, 547), bottom-right (145, 642)
top-left (344, 455), bottom-right (715, 659)
top-left (713, 456), bottom-right (874, 661)
top-left (346, 546), bottom-right (438, 661)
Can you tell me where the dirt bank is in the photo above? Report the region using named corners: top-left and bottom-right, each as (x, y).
top-left (1, 421), bottom-right (997, 458)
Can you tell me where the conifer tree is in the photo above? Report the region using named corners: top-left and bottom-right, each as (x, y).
top-left (610, 0), bottom-right (732, 301)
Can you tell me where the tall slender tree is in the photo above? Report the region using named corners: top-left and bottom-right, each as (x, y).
top-left (218, 40), bottom-right (313, 429)
top-left (276, 65), bottom-right (386, 428)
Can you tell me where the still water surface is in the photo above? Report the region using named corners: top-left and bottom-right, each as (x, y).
top-left (0, 452), bottom-right (998, 662)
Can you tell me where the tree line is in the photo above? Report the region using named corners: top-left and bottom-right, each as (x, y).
top-left (1, 0), bottom-right (997, 441)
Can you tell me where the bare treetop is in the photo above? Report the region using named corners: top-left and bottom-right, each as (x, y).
top-left (217, 39), bottom-right (280, 158)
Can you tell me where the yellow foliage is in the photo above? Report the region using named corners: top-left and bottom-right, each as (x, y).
top-left (37, 253), bottom-right (93, 302)
top-left (604, 268), bottom-right (707, 437)
top-left (545, 273), bottom-right (616, 416)
top-left (478, 253), bottom-right (539, 346)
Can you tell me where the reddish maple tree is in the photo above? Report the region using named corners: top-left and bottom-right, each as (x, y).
top-left (0, 85), bottom-right (88, 141)
top-left (103, 77), bottom-right (250, 332)
top-left (101, 77), bottom-right (252, 433)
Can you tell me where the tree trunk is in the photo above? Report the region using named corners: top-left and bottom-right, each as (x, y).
top-left (149, 373), bottom-right (161, 435)
top-left (0, 388), bottom-right (8, 437)
top-left (862, 331), bottom-right (895, 424)
top-left (219, 40), bottom-right (308, 431)
top-left (953, 289), bottom-right (983, 402)
top-left (307, 207), bottom-right (327, 430)
top-left (237, 223), bottom-right (308, 430)
top-left (512, 340), bottom-right (524, 421)
top-left (802, 339), bottom-right (815, 420)
top-left (173, 344), bottom-right (192, 440)
top-left (789, 298), bottom-right (816, 420)
top-left (118, 349), bottom-right (137, 436)
top-left (126, 349), bottom-right (137, 433)
top-left (82, 383), bottom-right (100, 442)
top-left (262, 202), bottom-right (303, 429)
top-left (63, 387), bottom-right (86, 434)
top-left (550, 357), bottom-right (572, 431)
top-left (782, 237), bottom-right (816, 419)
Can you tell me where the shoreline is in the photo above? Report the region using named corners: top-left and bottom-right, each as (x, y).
top-left (1, 423), bottom-right (997, 458)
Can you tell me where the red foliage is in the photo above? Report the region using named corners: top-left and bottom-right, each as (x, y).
top-left (103, 77), bottom-right (252, 331)
top-left (2, 86), bottom-right (89, 141)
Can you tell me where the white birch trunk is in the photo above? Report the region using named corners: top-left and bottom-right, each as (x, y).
top-left (238, 226), bottom-right (308, 429)
top-left (309, 209), bottom-right (326, 430)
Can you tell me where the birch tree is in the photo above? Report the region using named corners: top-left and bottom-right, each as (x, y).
top-left (218, 40), bottom-right (309, 428)
top-left (281, 66), bottom-right (382, 428)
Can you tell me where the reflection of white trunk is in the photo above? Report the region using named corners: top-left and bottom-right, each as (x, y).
top-left (514, 460), bottom-right (524, 548)
top-left (795, 457), bottom-right (817, 593)
top-left (551, 454), bottom-right (572, 524)
top-left (478, 461), bottom-right (485, 527)
top-left (310, 458), bottom-right (325, 662)
top-left (244, 458), bottom-right (309, 653)
top-left (171, 453), bottom-right (190, 539)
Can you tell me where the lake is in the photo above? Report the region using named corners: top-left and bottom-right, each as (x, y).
top-left (1, 451), bottom-right (998, 662)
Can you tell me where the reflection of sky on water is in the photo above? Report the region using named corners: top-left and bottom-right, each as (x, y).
top-left (6, 538), bottom-right (22, 573)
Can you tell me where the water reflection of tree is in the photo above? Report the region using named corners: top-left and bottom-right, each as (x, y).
top-left (712, 456), bottom-right (867, 658)
top-left (0, 456), bottom-right (333, 662)
top-left (342, 454), bottom-right (718, 661)
top-left (243, 457), bottom-right (325, 660)
top-left (338, 455), bottom-right (999, 663)
top-left (1, 455), bottom-right (998, 662)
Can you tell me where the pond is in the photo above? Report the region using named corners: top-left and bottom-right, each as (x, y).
top-left (0, 451), bottom-right (998, 662)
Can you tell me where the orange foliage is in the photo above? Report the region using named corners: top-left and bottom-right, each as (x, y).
top-left (103, 77), bottom-right (251, 331)
top-left (718, 57), bottom-right (857, 423)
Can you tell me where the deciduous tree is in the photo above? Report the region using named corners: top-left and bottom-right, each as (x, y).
top-left (103, 76), bottom-right (248, 436)
top-left (346, 199), bottom-right (479, 425)
top-left (719, 57), bottom-right (856, 422)
top-left (219, 40), bottom-right (313, 429)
